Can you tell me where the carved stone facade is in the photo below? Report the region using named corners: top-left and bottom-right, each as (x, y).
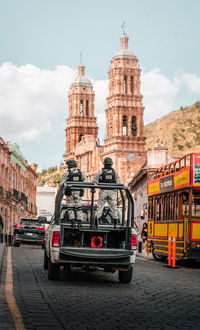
top-left (64, 33), bottom-right (147, 184)
top-left (0, 138), bottom-right (37, 240)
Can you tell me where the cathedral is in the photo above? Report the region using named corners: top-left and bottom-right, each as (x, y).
top-left (64, 32), bottom-right (146, 185)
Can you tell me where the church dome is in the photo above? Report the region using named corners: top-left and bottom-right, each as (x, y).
top-left (72, 64), bottom-right (92, 86)
top-left (114, 48), bottom-right (135, 57)
top-left (73, 75), bottom-right (92, 85)
top-left (114, 33), bottom-right (135, 58)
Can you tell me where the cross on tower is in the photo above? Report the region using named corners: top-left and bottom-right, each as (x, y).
top-left (121, 22), bottom-right (126, 35)
top-left (80, 52), bottom-right (82, 65)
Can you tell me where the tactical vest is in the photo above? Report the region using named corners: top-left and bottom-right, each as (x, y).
top-left (68, 169), bottom-right (83, 182)
top-left (99, 168), bottom-right (116, 183)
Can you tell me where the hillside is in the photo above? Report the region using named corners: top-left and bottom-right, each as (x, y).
top-left (37, 101), bottom-right (200, 185)
top-left (144, 101), bottom-right (200, 157)
top-left (37, 166), bottom-right (62, 186)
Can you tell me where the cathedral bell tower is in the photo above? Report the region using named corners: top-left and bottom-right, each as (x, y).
top-left (64, 62), bottom-right (98, 162)
top-left (103, 32), bottom-right (146, 182)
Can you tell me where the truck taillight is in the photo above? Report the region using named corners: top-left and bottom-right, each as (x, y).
top-left (36, 224), bottom-right (45, 230)
top-left (131, 234), bottom-right (137, 250)
top-left (52, 231), bottom-right (60, 247)
top-left (91, 236), bottom-right (103, 248)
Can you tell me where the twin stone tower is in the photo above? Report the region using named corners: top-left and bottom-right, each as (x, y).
top-left (64, 33), bottom-right (146, 185)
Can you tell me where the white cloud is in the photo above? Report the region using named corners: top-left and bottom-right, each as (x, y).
top-left (93, 79), bottom-right (108, 141)
top-left (179, 72), bottom-right (200, 94)
top-left (141, 68), bottom-right (180, 124)
top-left (0, 62), bottom-right (199, 168)
top-left (0, 62), bottom-right (75, 141)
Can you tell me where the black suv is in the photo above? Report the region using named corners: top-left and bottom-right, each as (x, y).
top-left (13, 218), bottom-right (45, 248)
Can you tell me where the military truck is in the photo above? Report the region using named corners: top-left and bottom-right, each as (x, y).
top-left (44, 182), bottom-right (137, 284)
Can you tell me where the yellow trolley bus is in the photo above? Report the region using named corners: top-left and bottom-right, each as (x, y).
top-left (147, 153), bottom-right (200, 261)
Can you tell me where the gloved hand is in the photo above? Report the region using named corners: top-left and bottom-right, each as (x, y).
top-left (79, 189), bottom-right (84, 197)
top-left (65, 187), bottom-right (72, 196)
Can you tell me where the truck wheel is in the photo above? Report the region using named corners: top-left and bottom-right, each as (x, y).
top-left (118, 267), bottom-right (133, 284)
top-left (13, 242), bottom-right (20, 247)
top-left (48, 258), bottom-right (60, 280)
top-left (44, 249), bottom-right (49, 270)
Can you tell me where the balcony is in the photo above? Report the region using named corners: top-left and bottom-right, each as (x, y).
top-left (20, 192), bottom-right (28, 204)
top-left (12, 189), bottom-right (19, 200)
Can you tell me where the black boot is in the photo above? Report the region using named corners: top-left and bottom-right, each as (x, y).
top-left (76, 219), bottom-right (82, 227)
top-left (71, 219), bottom-right (76, 227)
top-left (114, 219), bottom-right (118, 229)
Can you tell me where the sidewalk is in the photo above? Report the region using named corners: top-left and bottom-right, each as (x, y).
top-left (0, 242), bottom-right (6, 271)
top-left (137, 250), bottom-right (153, 258)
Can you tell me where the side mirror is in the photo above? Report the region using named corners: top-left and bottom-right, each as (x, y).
top-left (37, 216), bottom-right (48, 224)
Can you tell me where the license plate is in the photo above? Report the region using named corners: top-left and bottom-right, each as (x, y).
top-left (27, 233), bottom-right (33, 236)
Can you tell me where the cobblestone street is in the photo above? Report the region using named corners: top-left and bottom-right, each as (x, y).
top-left (0, 246), bottom-right (199, 329)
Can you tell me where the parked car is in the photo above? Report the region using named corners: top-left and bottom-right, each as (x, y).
top-left (13, 218), bottom-right (46, 248)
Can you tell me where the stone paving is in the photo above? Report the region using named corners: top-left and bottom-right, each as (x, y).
top-left (0, 245), bottom-right (200, 329)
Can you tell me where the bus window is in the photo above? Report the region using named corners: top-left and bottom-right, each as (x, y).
top-left (160, 197), bottom-right (163, 220)
top-left (192, 192), bottom-right (200, 216)
top-left (174, 194), bottom-right (178, 220)
top-left (148, 198), bottom-right (154, 219)
top-left (169, 195), bottom-right (173, 220)
top-left (155, 198), bottom-right (160, 221)
top-left (182, 192), bottom-right (189, 217)
top-left (164, 196), bottom-right (169, 220)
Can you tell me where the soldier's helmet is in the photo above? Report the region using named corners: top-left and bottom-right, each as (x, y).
top-left (103, 157), bottom-right (113, 166)
top-left (66, 159), bottom-right (77, 168)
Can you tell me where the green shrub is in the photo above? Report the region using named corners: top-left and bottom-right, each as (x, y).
top-left (195, 101), bottom-right (200, 109)
top-left (177, 145), bottom-right (184, 150)
top-left (178, 132), bottom-right (185, 139)
top-left (185, 141), bottom-right (192, 148)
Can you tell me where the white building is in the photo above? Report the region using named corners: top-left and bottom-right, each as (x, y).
top-left (128, 144), bottom-right (177, 232)
top-left (36, 186), bottom-right (57, 221)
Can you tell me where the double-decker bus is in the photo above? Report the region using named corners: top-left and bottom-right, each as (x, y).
top-left (147, 153), bottom-right (200, 261)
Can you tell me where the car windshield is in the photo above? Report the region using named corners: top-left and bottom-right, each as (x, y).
top-left (20, 219), bottom-right (40, 226)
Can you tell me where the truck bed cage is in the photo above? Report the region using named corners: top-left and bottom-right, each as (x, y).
top-left (55, 182), bottom-right (135, 229)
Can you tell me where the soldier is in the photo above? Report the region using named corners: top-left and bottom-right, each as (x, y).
top-left (93, 157), bottom-right (121, 227)
top-left (60, 160), bottom-right (86, 225)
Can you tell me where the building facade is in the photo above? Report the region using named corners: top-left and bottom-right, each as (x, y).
top-left (64, 33), bottom-right (147, 184)
top-left (128, 144), bottom-right (177, 232)
top-left (0, 138), bottom-right (37, 241)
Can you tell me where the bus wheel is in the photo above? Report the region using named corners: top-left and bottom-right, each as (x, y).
top-left (152, 248), bottom-right (167, 262)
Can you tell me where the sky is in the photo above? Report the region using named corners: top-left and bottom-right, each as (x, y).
top-left (0, 0), bottom-right (200, 170)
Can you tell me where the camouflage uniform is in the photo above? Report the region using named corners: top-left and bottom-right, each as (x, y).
top-left (60, 167), bottom-right (86, 221)
top-left (93, 168), bottom-right (121, 221)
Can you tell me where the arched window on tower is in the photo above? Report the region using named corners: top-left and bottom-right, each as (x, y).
top-left (131, 76), bottom-right (134, 94)
top-left (79, 134), bottom-right (83, 142)
top-left (86, 100), bottom-right (89, 116)
top-left (123, 115), bottom-right (127, 135)
top-left (80, 100), bottom-right (83, 116)
top-left (124, 76), bottom-right (127, 94)
top-left (132, 116), bottom-right (137, 136)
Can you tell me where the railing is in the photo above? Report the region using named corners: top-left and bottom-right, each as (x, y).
top-left (55, 182), bottom-right (135, 229)
top-left (20, 192), bottom-right (28, 204)
top-left (12, 189), bottom-right (19, 200)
